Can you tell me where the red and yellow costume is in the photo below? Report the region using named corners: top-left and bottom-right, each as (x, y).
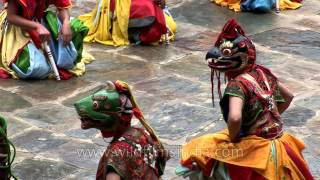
top-left (78, 0), bottom-right (176, 46)
top-left (0, 0), bottom-right (94, 79)
top-left (178, 19), bottom-right (314, 180)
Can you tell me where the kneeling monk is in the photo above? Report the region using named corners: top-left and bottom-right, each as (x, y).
top-left (78, 0), bottom-right (176, 46)
top-left (0, 0), bottom-right (93, 80)
top-left (176, 19), bottom-right (314, 180)
top-left (74, 80), bottom-right (169, 179)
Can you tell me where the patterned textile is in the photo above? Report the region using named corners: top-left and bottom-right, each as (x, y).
top-left (96, 127), bottom-right (161, 180)
top-left (220, 67), bottom-right (286, 138)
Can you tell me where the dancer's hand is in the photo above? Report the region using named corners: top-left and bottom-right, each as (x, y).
top-left (60, 22), bottom-right (72, 45)
top-left (35, 24), bottom-right (51, 42)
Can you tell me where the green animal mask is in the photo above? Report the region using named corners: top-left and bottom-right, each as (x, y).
top-left (74, 82), bottom-right (126, 131)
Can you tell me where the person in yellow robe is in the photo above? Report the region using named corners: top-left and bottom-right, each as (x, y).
top-left (78, 0), bottom-right (176, 46)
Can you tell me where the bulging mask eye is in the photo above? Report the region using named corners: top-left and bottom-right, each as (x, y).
top-left (93, 101), bottom-right (99, 110)
top-left (222, 48), bottom-right (232, 56)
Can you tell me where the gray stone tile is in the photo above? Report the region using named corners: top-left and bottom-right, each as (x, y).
top-left (173, 30), bottom-right (218, 52)
top-left (117, 45), bottom-right (191, 64)
top-left (145, 100), bottom-right (220, 140)
top-left (13, 158), bottom-right (77, 180)
top-left (251, 28), bottom-right (320, 63)
top-left (6, 78), bottom-right (92, 102)
top-left (41, 141), bottom-right (102, 170)
top-left (64, 128), bottom-right (99, 140)
top-left (7, 117), bottom-right (32, 137)
top-left (295, 95), bottom-right (320, 111)
top-left (80, 52), bottom-right (157, 83)
top-left (12, 130), bottom-right (68, 153)
top-left (162, 54), bottom-right (210, 81)
top-left (0, 90), bottom-right (32, 112)
top-left (15, 104), bottom-right (79, 132)
top-left (171, 0), bottom-right (287, 35)
top-left (282, 106), bottom-right (315, 127)
top-left (134, 75), bottom-right (203, 98)
top-left (256, 50), bottom-right (288, 68)
top-left (294, 18), bottom-right (320, 29)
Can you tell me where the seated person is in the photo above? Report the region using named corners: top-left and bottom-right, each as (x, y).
top-left (74, 80), bottom-right (170, 179)
top-left (176, 19), bottom-right (314, 180)
top-left (78, 0), bottom-right (176, 46)
top-left (0, 0), bottom-right (93, 80)
top-left (210, 0), bottom-right (302, 12)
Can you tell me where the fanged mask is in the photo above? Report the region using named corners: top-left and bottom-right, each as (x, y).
top-left (205, 19), bottom-right (256, 78)
top-left (205, 19), bottom-right (257, 105)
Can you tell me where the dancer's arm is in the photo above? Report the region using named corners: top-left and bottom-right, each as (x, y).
top-left (57, 8), bottom-right (72, 44)
top-left (228, 96), bottom-right (243, 143)
top-left (6, 0), bottom-right (50, 42)
top-left (277, 82), bottom-right (294, 114)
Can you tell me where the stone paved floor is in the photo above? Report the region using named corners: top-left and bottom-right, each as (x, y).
top-left (1, 0), bottom-right (320, 179)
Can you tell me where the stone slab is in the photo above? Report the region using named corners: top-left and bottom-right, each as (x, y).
top-left (80, 52), bottom-right (156, 84)
top-left (40, 141), bottom-right (101, 170)
top-left (117, 45), bottom-right (191, 64)
top-left (12, 130), bottom-right (68, 153)
top-left (173, 30), bottom-right (218, 52)
top-left (171, 0), bottom-right (287, 35)
top-left (4, 78), bottom-right (93, 102)
top-left (295, 95), bottom-right (320, 111)
top-left (64, 128), bottom-right (99, 140)
top-left (7, 117), bottom-right (32, 137)
top-left (282, 106), bottom-right (315, 127)
top-left (251, 28), bottom-right (320, 63)
top-left (15, 104), bottom-right (79, 132)
top-left (134, 75), bottom-right (203, 99)
top-left (0, 90), bottom-right (32, 112)
top-left (13, 158), bottom-right (77, 180)
top-left (162, 54), bottom-right (210, 81)
top-left (145, 100), bottom-right (220, 139)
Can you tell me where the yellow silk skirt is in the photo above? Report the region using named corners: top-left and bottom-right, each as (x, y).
top-left (181, 129), bottom-right (310, 179)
